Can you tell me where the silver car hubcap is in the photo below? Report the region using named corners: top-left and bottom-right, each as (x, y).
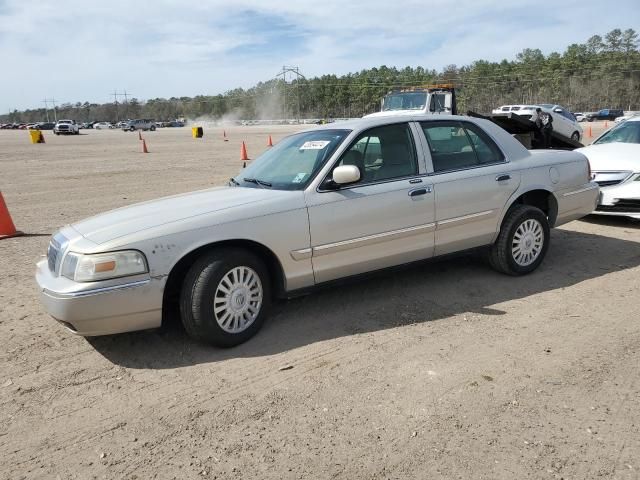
top-left (214, 266), bottom-right (263, 333)
top-left (512, 218), bottom-right (544, 267)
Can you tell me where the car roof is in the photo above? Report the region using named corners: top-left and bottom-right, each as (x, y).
top-left (308, 114), bottom-right (488, 131)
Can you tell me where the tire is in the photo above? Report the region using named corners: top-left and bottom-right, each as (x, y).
top-left (179, 248), bottom-right (271, 347)
top-left (571, 131), bottom-right (580, 141)
top-left (130, 126), bottom-right (135, 132)
top-left (488, 205), bottom-right (550, 276)
top-left (150, 125), bottom-right (156, 131)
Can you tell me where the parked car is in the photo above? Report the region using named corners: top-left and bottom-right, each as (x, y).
top-left (585, 109), bottom-right (624, 122)
top-left (575, 116), bottom-right (640, 219)
top-left (54, 120), bottom-right (79, 135)
top-left (168, 120), bottom-right (185, 127)
top-left (614, 112), bottom-right (640, 123)
top-left (492, 104), bottom-right (582, 141)
top-left (36, 115), bottom-right (598, 346)
top-left (491, 105), bottom-right (538, 114)
top-left (123, 119), bottom-right (156, 131)
top-left (573, 112), bottom-right (587, 122)
top-left (35, 122), bottom-right (55, 130)
top-left (94, 122), bottom-right (113, 130)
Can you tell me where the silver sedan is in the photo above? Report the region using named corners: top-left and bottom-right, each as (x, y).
top-left (36, 115), bottom-right (598, 346)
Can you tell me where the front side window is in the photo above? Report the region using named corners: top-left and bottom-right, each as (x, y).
top-left (234, 129), bottom-right (349, 190)
top-left (421, 121), bottom-right (505, 172)
top-left (333, 123), bottom-right (418, 185)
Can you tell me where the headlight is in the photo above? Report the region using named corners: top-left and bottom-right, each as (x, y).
top-left (61, 250), bottom-right (148, 282)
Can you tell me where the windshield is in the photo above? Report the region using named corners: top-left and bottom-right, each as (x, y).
top-left (382, 92), bottom-right (427, 111)
top-left (594, 121), bottom-right (640, 144)
top-left (233, 129), bottom-right (350, 190)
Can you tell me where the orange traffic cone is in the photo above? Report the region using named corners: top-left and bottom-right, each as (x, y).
top-left (142, 139), bottom-right (149, 153)
top-left (138, 131), bottom-right (142, 140)
top-left (604, 121), bottom-right (608, 129)
top-left (267, 135), bottom-right (273, 147)
top-left (587, 125), bottom-right (592, 138)
top-left (240, 141), bottom-right (249, 168)
top-left (223, 130), bottom-right (229, 142)
top-left (0, 192), bottom-right (22, 239)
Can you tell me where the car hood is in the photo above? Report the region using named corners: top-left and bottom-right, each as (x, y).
top-left (575, 143), bottom-right (640, 172)
top-left (72, 186), bottom-right (303, 245)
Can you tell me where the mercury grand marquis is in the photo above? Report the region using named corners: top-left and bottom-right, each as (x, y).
top-left (36, 115), bottom-right (599, 347)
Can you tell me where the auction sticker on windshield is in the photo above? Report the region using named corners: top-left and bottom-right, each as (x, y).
top-left (300, 140), bottom-right (330, 150)
top-left (292, 173), bottom-right (308, 183)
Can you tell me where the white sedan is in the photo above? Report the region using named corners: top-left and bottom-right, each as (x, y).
top-left (94, 122), bottom-right (113, 130)
top-left (576, 116), bottom-right (640, 219)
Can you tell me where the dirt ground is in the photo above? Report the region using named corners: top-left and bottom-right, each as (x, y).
top-left (0, 122), bottom-right (638, 480)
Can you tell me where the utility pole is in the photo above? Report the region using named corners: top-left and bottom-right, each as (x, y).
top-left (42, 99), bottom-right (50, 122)
top-left (50, 98), bottom-right (57, 122)
top-left (122, 90), bottom-right (130, 119)
top-left (112, 90), bottom-right (119, 122)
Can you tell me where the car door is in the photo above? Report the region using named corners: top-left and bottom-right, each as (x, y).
top-left (418, 120), bottom-right (521, 256)
top-left (304, 122), bottom-right (435, 284)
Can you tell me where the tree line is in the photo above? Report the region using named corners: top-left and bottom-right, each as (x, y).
top-left (3, 28), bottom-right (639, 124)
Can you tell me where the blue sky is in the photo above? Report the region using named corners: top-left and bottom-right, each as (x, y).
top-left (0, 0), bottom-right (639, 112)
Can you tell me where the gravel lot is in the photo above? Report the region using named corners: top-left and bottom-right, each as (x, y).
top-left (1, 123), bottom-right (638, 479)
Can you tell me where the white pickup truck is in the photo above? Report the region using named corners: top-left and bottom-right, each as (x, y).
top-left (54, 120), bottom-right (79, 135)
top-left (365, 85), bottom-right (456, 118)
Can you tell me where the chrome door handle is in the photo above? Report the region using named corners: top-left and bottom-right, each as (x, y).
top-left (496, 174), bottom-right (511, 182)
top-left (409, 185), bottom-right (432, 197)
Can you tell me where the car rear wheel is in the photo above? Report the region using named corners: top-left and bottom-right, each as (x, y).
top-left (571, 131), bottom-right (580, 141)
top-left (130, 126), bottom-right (135, 132)
top-left (488, 205), bottom-right (550, 276)
top-left (150, 125), bottom-right (156, 131)
top-left (179, 248), bottom-right (271, 347)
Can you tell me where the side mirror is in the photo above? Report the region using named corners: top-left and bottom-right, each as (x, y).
top-left (332, 165), bottom-right (361, 185)
top-left (554, 108), bottom-right (562, 113)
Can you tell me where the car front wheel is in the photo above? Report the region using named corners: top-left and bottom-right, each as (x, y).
top-left (180, 248), bottom-right (271, 347)
top-left (488, 205), bottom-right (550, 276)
top-left (150, 125), bottom-right (156, 131)
top-left (571, 131), bottom-right (580, 141)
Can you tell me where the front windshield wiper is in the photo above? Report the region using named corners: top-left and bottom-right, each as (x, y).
top-left (243, 177), bottom-right (272, 188)
top-left (229, 177), bottom-right (240, 186)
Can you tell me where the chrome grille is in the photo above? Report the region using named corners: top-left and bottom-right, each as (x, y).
top-left (592, 170), bottom-right (633, 188)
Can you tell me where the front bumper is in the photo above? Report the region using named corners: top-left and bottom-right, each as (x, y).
top-left (35, 259), bottom-right (164, 336)
top-left (595, 181), bottom-right (640, 219)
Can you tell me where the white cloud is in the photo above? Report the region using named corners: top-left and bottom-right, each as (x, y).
top-left (0, 0), bottom-right (638, 112)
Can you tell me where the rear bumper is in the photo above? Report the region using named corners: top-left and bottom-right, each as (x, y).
top-left (35, 259), bottom-right (164, 336)
top-left (555, 182), bottom-right (599, 225)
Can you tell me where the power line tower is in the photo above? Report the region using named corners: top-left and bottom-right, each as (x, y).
top-left (111, 90), bottom-right (132, 122)
top-left (276, 66), bottom-right (305, 124)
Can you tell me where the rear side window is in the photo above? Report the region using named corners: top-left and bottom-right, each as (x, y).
top-left (421, 121), bottom-right (505, 172)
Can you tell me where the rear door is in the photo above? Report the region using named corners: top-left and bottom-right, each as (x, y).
top-left (418, 120), bottom-right (521, 256)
